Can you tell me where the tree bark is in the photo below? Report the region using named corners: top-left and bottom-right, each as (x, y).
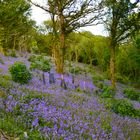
top-left (59, 31), bottom-right (65, 74)
top-left (57, 10), bottom-right (65, 74)
top-left (13, 34), bottom-right (16, 51)
top-left (110, 44), bottom-right (116, 89)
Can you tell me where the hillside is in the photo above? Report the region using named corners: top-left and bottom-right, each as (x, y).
top-left (0, 54), bottom-right (140, 140)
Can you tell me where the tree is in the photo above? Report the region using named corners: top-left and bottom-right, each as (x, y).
top-left (116, 42), bottom-right (140, 83)
top-left (78, 31), bottom-right (95, 65)
top-left (0, 0), bottom-right (35, 54)
top-left (104, 0), bottom-right (140, 88)
top-left (28, 0), bottom-right (104, 73)
top-left (66, 32), bottom-right (83, 63)
top-left (93, 35), bottom-right (110, 70)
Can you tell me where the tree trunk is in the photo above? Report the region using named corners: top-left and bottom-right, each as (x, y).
top-left (75, 50), bottom-right (78, 63)
top-left (57, 11), bottom-right (65, 74)
top-left (110, 45), bottom-right (116, 89)
top-left (13, 35), bottom-right (16, 51)
top-left (59, 32), bottom-right (65, 74)
top-left (89, 57), bottom-right (93, 66)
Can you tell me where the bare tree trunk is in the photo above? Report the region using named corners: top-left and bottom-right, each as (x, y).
top-left (57, 10), bottom-right (65, 74)
top-left (89, 57), bottom-right (93, 66)
top-left (59, 31), bottom-right (65, 74)
top-left (13, 35), bottom-right (16, 51)
top-left (42, 72), bottom-right (46, 85)
top-left (75, 50), bottom-right (78, 63)
top-left (110, 45), bottom-right (116, 89)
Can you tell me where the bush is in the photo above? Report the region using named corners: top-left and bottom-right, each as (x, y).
top-left (115, 73), bottom-right (130, 83)
top-left (123, 88), bottom-right (140, 101)
top-left (95, 82), bottom-right (104, 89)
top-left (29, 55), bottom-right (51, 72)
top-left (28, 54), bottom-right (36, 62)
top-left (4, 50), bottom-right (17, 57)
top-left (9, 62), bottom-right (32, 84)
top-left (10, 51), bottom-right (17, 57)
top-left (100, 98), bottom-right (113, 110)
top-left (30, 62), bottom-right (40, 70)
top-left (111, 99), bottom-right (136, 117)
top-left (36, 55), bottom-right (44, 61)
top-left (40, 59), bottom-right (51, 72)
top-left (135, 109), bottom-right (140, 118)
top-left (70, 67), bottom-right (80, 74)
top-left (100, 86), bottom-right (115, 98)
top-left (92, 74), bottom-right (104, 84)
top-left (0, 57), bottom-right (4, 64)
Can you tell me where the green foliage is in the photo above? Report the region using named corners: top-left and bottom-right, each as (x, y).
top-left (111, 99), bottom-right (136, 117)
top-left (76, 86), bottom-right (82, 92)
top-left (28, 54), bottom-right (36, 62)
top-left (23, 93), bottom-right (44, 103)
top-left (9, 50), bottom-right (17, 57)
top-left (92, 74), bottom-right (104, 84)
top-left (0, 68), bottom-right (3, 73)
top-left (116, 44), bottom-right (140, 82)
top-left (70, 67), bottom-right (80, 74)
top-left (95, 82), bottom-right (104, 89)
top-left (100, 86), bottom-right (115, 98)
top-left (41, 58), bottom-right (51, 72)
top-left (0, 75), bottom-right (12, 89)
top-left (123, 88), bottom-right (140, 101)
top-left (0, 114), bottom-right (24, 139)
top-left (9, 61), bottom-right (32, 84)
top-left (100, 98), bottom-right (113, 110)
top-left (2, 75), bottom-right (11, 81)
top-left (30, 55), bottom-right (51, 72)
top-left (115, 73), bottom-right (130, 84)
top-left (0, 0), bottom-right (34, 51)
top-left (30, 62), bottom-right (40, 70)
top-left (101, 120), bottom-right (112, 133)
top-left (0, 57), bottom-right (4, 64)
top-left (0, 90), bottom-right (6, 98)
top-left (67, 32), bottom-right (109, 69)
top-left (135, 109), bottom-right (140, 118)
top-left (0, 112), bottom-right (45, 140)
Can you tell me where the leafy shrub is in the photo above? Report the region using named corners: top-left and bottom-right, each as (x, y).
top-left (2, 75), bottom-right (12, 81)
top-left (23, 94), bottom-right (43, 103)
top-left (28, 54), bottom-right (36, 62)
top-left (36, 55), bottom-right (44, 61)
top-left (30, 62), bottom-right (40, 70)
top-left (100, 86), bottom-right (115, 98)
top-left (9, 62), bottom-right (32, 84)
top-left (40, 59), bottom-right (51, 72)
top-left (9, 50), bottom-right (17, 58)
top-left (0, 90), bottom-right (6, 98)
top-left (0, 68), bottom-right (3, 73)
top-left (30, 55), bottom-right (51, 72)
top-left (135, 109), bottom-right (140, 118)
top-left (95, 82), bottom-right (104, 89)
top-left (70, 67), bottom-right (80, 74)
top-left (100, 98), bottom-right (113, 110)
top-left (0, 57), bottom-right (4, 64)
top-left (111, 99), bottom-right (136, 117)
top-left (11, 50), bottom-right (17, 57)
top-left (76, 86), bottom-right (82, 92)
top-left (115, 73), bottom-right (130, 83)
top-left (92, 74), bottom-right (104, 84)
top-left (123, 88), bottom-right (140, 101)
